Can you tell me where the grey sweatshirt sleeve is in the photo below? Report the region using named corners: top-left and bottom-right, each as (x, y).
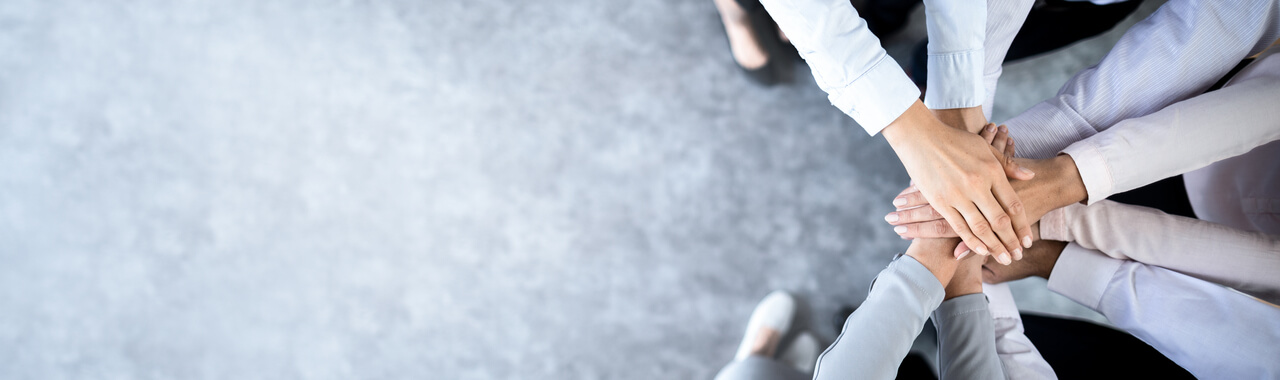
top-left (932, 293), bottom-right (1007, 380)
top-left (813, 255), bottom-right (944, 380)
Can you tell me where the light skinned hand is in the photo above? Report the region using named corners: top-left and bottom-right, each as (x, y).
top-left (886, 124), bottom-right (1089, 260)
top-left (883, 103), bottom-right (1036, 263)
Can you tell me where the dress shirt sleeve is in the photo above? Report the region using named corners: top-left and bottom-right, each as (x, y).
top-left (759, 0), bottom-right (920, 135)
top-left (1005, 0), bottom-right (1280, 159)
top-left (814, 255), bottom-right (943, 380)
top-left (1046, 245), bottom-right (1280, 380)
top-left (982, 283), bottom-right (1057, 380)
top-left (980, 0), bottom-right (1034, 120)
top-left (931, 293), bottom-right (1007, 380)
top-left (922, 0), bottom-right (986, 110)
top-left (1058, 65), bottom-right (1280, 203)
top-left (1041, 201), bottom-right (1280, 304)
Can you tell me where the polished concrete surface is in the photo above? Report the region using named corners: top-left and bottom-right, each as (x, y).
top-left (0, 0), bottom-right (1158, 378)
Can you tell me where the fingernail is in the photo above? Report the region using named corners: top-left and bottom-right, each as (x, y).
top-left (1000, 125), bottom-right (1008, 133)
top-left (1012, 248), bottom-right (1023, 261)
top-left (986, 124), bottom-right (996, 133)
top-left (1022, 236), bottom-right (1032, 248)
top-left (893, 198), bottom-right (907, 206)
top-left (956, 250), bottom-right (971, 260)
top-left (998, 253), bottom-right (1012, 265)
top-left (884, 213), bottom-right (899, 223)
top-left (1018, 167), bottom-right (1034, 176)
top-left (974, 245), bottom-right (989, 256)
top-left (894, 226), bottom-right (907, 234)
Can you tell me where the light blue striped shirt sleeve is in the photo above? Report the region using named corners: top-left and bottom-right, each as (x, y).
top-left (1006, 0), bottom-right (1280, 159)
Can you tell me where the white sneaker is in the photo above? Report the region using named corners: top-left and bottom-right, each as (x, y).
top-left (734, 291), bottom-right (796, 361)
top-left (778, 331), bottom-right (821, 374)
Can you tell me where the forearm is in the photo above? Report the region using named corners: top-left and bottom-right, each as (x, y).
top-left (1041, 200), bottom-right (1280, 304)
top-left (1006, 0), bottom-right (1280, 158)
top-left (980, 0), bottom-right (1034, 119)
top-left (759, 0), bottom-right (918, 134)
top-left (932, 294), bottom-right (1006, 380)
top-left (1047, 246), bottom-right (1280, 379)
top-left (815, 255), bottom-right (944, 380)
top-left (984, 283), bottom-right (1056, 380)
top-left (1060, 71), bottom-right (1280, 203)
top-left (922, 0), bottom-right (986, 110)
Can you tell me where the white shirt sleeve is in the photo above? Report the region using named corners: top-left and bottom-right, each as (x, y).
top-left (1041, 201), bottom-right (1280, 304)
top-left (922, 0), bottom-right (987, 110)
top-left (980, 0), bottom-right (1035, 120)
top-left (1046, 245), bottom-right (1280, 380)
top-left (982, 282), bottom-right (1058, 380)
top-left (759, 0), bottom-right (920, 135)
top-left (1058, 52), bottom-right (1280, 203)
top-left (1004, 0), bottom-right (1280, 159)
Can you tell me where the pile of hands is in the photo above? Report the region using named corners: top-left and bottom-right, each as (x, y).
top-left (881, 105), bottom-right (1085, 294)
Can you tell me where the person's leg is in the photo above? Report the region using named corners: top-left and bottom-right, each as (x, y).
top-left (712, 0), bottom-right (779, 84)
top-left (715, 291), bottom-right (812, 380)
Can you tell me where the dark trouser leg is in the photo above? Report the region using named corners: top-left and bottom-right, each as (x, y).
top-left (1005, 0), bottom-right (1144, 62)
top-left (1021, 314), bottom-right (1195, 379)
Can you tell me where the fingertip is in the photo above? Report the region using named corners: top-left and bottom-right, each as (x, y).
top-left (1016, 166), bottom-right (1035, 179)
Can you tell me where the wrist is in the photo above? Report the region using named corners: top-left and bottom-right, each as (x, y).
top-left (905, 238), bottom-right (962, 287)
top-left (881, 100), bottom-right (939, 149)
top-left (1047, 154), bottom-right (1088, 208)
top-left (931, 106), bottom-right (987, 134)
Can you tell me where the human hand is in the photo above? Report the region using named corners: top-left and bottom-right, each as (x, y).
top-left (886, 124), bottom-right (1088, 260)
top-left (883, 105), bottom-right (1036, 263)
top-left (904, 238), bottom-right (964, 288)
top-left (979, 239), bottom-right (1067, 284)
top-left (945, 249), bottom-right (985, 300)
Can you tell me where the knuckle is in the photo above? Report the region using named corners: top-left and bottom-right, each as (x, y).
top-left (1006, 200), bottom-right (1025, 216)
top-left (993, 213), bottom-right (1012, 228)
top-left (970, 221), bottom-right (992, 236)
top-left (932, 221), bottom-right (950, 236)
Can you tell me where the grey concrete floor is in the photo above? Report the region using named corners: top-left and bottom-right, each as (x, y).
top-left (0, 0), bottom-right (1160, 379)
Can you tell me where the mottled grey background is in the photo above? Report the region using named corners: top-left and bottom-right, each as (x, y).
top-left (0, 0), bottom-right (1159, 379)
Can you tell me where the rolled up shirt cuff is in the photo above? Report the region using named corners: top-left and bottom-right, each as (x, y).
top-left (828, 55), bottom-right (922, 136)
top-left (1046, 244), bottom-right (1123, 310)
top-left (925, 49), bottom-right (984, 110)
top-left (1061, 140), bottom-right (1114, 204)
top-left (1038, 204), bottom-right (1085, 242)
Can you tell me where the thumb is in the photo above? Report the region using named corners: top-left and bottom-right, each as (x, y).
top-left (990, 145), bottom-right (1034, 180)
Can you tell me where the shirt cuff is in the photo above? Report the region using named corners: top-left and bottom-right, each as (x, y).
top-left (933, 293), bottom-right (989, 322)
top-left (925, 49), bottom-right (984, 109)
top-left (874, 255), bottom-right (947, 308)
top-left (1038, 204), bottom-right (1084, 242)
top-left (1046, 244), bottom-right (1123, 310)
top-left (829, 55), bottom-right (922, 136)
top-left (981, 282), bottom-right (1020, 320)
top-left (1061, 140), bottom-right (1114, 204)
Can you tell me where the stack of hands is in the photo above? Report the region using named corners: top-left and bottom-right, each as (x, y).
top-left (882, 104), bottom-right (1088, 290)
